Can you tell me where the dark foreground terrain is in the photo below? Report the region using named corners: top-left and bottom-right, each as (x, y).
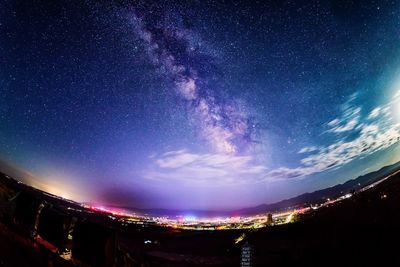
top-left (0, 169), bottom-right (399, 267)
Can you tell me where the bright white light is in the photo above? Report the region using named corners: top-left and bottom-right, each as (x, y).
top-left (183, 215), bottom-right (197, 222)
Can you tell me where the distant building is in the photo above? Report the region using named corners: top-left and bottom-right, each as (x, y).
top-left (266, 213), bottom-right (274, 226)
top-left (241, 241), bottom-right (252, 267)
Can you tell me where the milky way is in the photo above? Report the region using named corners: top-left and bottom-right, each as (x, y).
top-left (128, 11), bottom-right (256, 155)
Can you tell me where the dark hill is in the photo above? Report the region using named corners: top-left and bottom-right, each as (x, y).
top-left (236, 161), bottom-right (400, 215)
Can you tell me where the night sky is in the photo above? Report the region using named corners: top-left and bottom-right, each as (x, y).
top-left (1, 0), bottom-right (400, 210)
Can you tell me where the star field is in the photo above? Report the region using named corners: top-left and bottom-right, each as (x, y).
top-left (1, 0), bottom-right (400, 210)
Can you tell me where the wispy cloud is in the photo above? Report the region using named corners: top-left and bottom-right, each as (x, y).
top-left (274, 90), bottom-right (400, 180)
top-left (326, 94), bottom-right (361, 133)
top-left (368, 107), bottom-right (381, 119)
top-left (329, 118), bottom-right (359, 133)
top-left (298, 146), bottom-right (319, 154)
top-left (145, 150), bottom-right (267, 185)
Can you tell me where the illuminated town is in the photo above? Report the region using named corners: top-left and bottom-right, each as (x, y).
top-left (74, 171), bottom-right (394, 231)
top-left (73, 168), bottom-right (396, 232)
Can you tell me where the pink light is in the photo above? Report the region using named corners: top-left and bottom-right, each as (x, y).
top-left (89, 205), bottom-right (128, 217)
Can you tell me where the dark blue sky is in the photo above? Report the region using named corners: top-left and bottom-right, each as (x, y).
top-left (1, 0), bottom-right (400, 210)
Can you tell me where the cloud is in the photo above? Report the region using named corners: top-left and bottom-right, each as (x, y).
top-left (368, 107), bottom-right (381, 119)
top-left (327, 119), bottom-right (340, 127)
top-left (329, 118), bottom-right (359, 133)
top-left (269, 122), bottom-right (400, 180)
top-left (326, 101), bottom-right (361, 133)
top-left (298, 146), bottom-right (319, 154)
top-left (145, 150), bottom-right (267, 185)
top-left (271, 92), bottom-right (400, 180)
